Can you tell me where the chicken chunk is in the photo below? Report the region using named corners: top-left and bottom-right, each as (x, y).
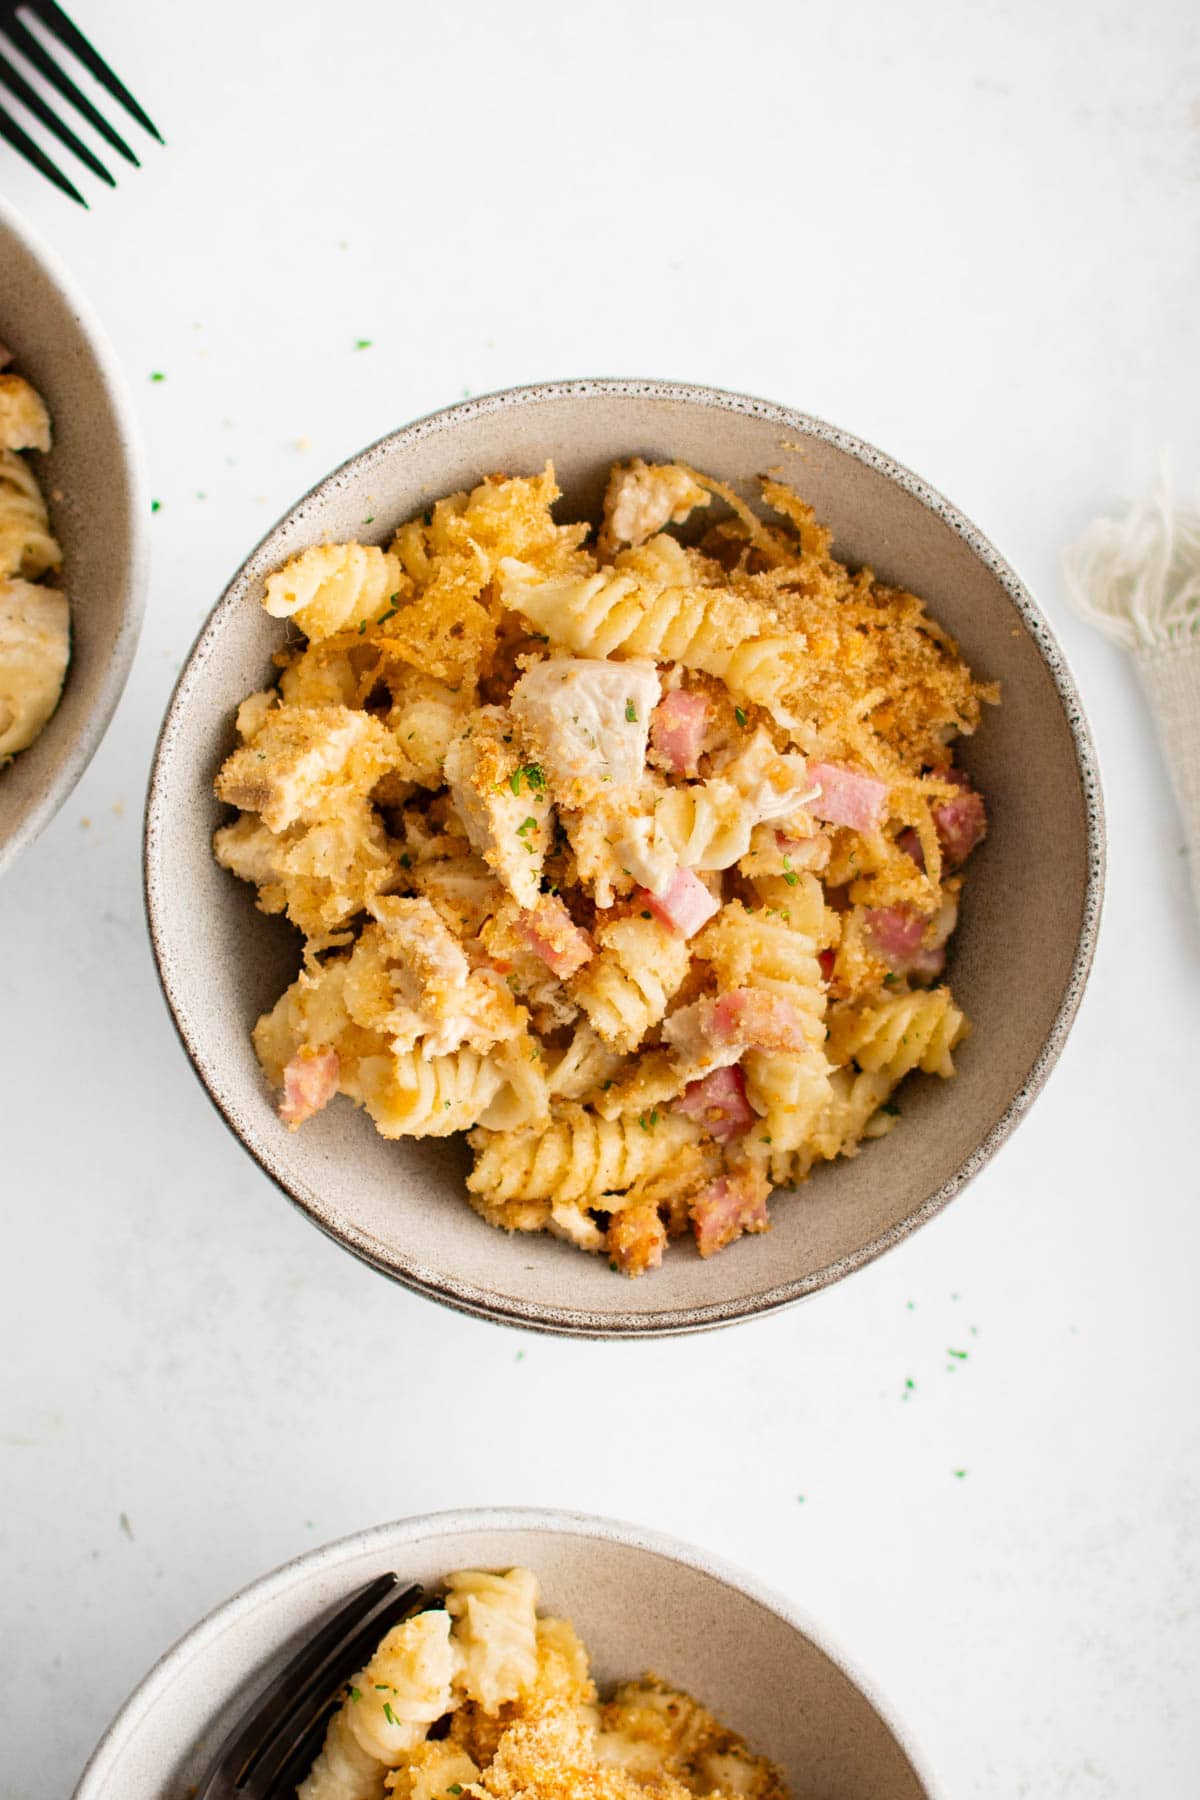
top-left (215, 704), bottom-right (390, 833)
top-left (443, 705), bottom-right (553, 909)
top-left (510, 656), bottom-right (659, 806)
top-left (598, 458), bottom-right (710, 555)
top-left (0, 578), bottom-right (69, 759)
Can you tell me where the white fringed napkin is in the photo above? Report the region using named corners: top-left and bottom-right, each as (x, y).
top-left (1063, 474), bottom-right (1200, 919)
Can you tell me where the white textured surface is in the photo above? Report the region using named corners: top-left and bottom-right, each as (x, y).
top-left (0, 2), bottom-right (1197, 1794)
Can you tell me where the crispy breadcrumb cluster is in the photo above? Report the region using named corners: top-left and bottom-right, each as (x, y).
top-left (215, 457), bottom-right (996, 1272)
top-left (297, 1567), bottom-right (789, 1800)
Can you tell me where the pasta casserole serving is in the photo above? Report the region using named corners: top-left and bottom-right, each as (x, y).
top-left (298, 1565), bottom-right (788, 1800)
top-left (214, 457), bottom-right (995, 1275)
top-left (0, 352), bottom-right (69, 765)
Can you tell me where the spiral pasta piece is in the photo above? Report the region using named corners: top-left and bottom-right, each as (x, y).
top-left (694, 903), bottom-right (827, 1045)
top-left (359, 1047), bottom-right (504, 1136)
top-left (570, 915), bottom-right (691, 1053)
top-left (467, 1106), bottom-right (701, 1205)
top-left (263, 541), bottom-right (404, 641)
top-left (826, 985), bottom-right (968, 1081)
top-left (446, 1567), bottom-right (540, 1711)
top-left (650, 780), bottom-right (753, 869)
top-left (0, 449), bottom-right (60, 580)
top-left (497, 559), bottom-right (804, 713)
top-left (298, 1609), bottom-right (457, 1800)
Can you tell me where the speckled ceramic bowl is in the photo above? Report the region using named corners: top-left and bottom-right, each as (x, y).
top-left (73, 1507), bottom-right (938, 1800)
top-left (0, 196), bottom-right (148, 874)
top-left (144, 379), bottom-right (1104, 1336)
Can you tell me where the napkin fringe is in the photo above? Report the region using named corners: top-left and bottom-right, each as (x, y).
top-left (1063, 467), bottom-right (1200, 654)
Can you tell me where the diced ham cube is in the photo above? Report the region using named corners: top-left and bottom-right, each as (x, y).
top-left (690, 1166), bottom-right (771, 1258)
top-left (665, 989), bottom-right (811, 1067)
top-left (864, 906), bottom-right (927, 966)
top-left (675, 1064), bottom-right (756, 1141)
top-left (807, 762), bottom-right (889, 832)
top-left (642, 867), bottom-right (720, 938)
top-left (278, 1046), bottom-right (339, 1129)
top-left (865, 895), bottom-right (957, 982)
top-left (933, 768), bottom-right (987, 865)
top-left (607, 1200), bottom-right (667, 1277)
top-left (514, 895), bottom-right (594, 980)
top-left (711, 988), bottom-right (808, 1051)
top-left (650, 689), bottom-right (708, 776)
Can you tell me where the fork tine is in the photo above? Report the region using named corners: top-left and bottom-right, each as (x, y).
top-left (252, 1695), bottom-right (340, 1800)
top-left (195, 1575), bottom-right (420, 1798)
top-left (0, 46), bottom-right (113, 183)
top-left (26, 0), bottom-right (162, 140)
top-left (0, 11), bottom-right (138, 164)
top-left (0, 95), bottom-right (85, 202)
top-left (237, 1583), bottom-right (428, 1794)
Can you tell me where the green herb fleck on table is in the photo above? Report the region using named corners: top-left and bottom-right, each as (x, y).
top-left (149, 371), bottom-right (165, 382)
top-left (947, 1347), bottom-right (968, 1360)
top-left (953, 1469), bottom-right (967, 1480)
top-left (150, 499), bottom-right (162, 514)
top-left (903, 1377), bottom-right (915, 1400)
top-left (355, 338), bottom-right (373, 351)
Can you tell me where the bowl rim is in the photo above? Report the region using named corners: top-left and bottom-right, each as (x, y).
top-left (72, 1503), bottom-right (944, 1800)
top-left (0, 192), bottom-right (151, 875)
top-left (144, 376), bottom-right (1106, 1337)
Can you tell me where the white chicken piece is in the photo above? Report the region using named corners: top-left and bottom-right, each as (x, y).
top-left (718, 727), bottom-right (817, 821)
top-left (598, 458), bottom-right (710, 555)
top-left (0, 577), bottom-right (69, 759)
top-left (509, 656), bottom-right (660, 807)
top-left (443, 705), bottom-right (553, 909)
top-left (347, 895), bottom-right (519, 1058)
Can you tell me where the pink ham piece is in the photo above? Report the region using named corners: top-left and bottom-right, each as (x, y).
top-left (807, 762), bottom-right (889, 832)
top-left (690, 1166), bottom-right (772, 1258)
top-left (865, 903), bottom-right (954, 982)
top-left (675, 1064), bottom-right (756, 1141)
top-left (933, 768), bottom-right (987, 865)
top-left (650, 689), bottom-right (708, 776)
top-left (514, 894), bottom-right (594, 979)
top-left (665, 989), bottom-right (810, 1066)
top-left (278, 1045), bottom-right (339, 1129)
top-left (642, 867), bottom-right (720, 938)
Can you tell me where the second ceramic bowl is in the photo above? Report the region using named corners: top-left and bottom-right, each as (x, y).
top-left (145, 379), bottom-right (1103, 1336)
top-left (74, 1508), bottom-right (937, 1800)
top-left (0, 195), bottom-right (148, 874)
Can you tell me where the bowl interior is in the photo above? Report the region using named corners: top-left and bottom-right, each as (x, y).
top-left (146, 381), bottom-right (1101, 1334)
top-left (75, 1512), bottom-right (931, 1800)
top-left (0, 201), bottom-right (146, 871)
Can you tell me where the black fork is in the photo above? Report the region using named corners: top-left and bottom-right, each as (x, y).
top-left (0, 0), bottom-right (161, 205)
top-left (195, 1574), bottom-right (425, 1800)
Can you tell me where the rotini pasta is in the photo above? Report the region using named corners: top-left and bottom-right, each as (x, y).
top-left (217, 456), bottom-right (992, 1273)
top-left (467, 1106), bottom-right (701, 1205)
top-left (570, 914), bottom-right (690, 1053)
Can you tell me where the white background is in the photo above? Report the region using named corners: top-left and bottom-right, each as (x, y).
top-left (1, 2), bottom-right (1198, 1794)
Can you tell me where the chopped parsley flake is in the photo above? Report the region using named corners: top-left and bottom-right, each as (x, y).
top-left (947, 1347), bottom-right (968, 1360)
top-left (357, 619), bottom-right (368, 634)
top-left (881, 1102), bottom-right (901, 1117)
top-left (355, 338), bottom-right (373, 350)
top-left (449, 1785), bottom-right (464, 1794)
top-left (377, 604), bottom-right (399, 625)
top-left (734, 706), bottom-right (748, 727)
top-left (149, 371), bottom-right (165, 382)
top-left (760, 1133), bottom-right (772, 1145)
top-left (150, 499), bottom-right (162, 513)
top-left (640, 909), bottom-right (652, 919)
top-left (625, 700), bottom-right (638, 722)
top-left (349, 1686), bottom-right (362, 1702)
top-left (517, 817), bottom-right (538, 836)
top-left (383, 1701), bottom-right (398, 1725)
